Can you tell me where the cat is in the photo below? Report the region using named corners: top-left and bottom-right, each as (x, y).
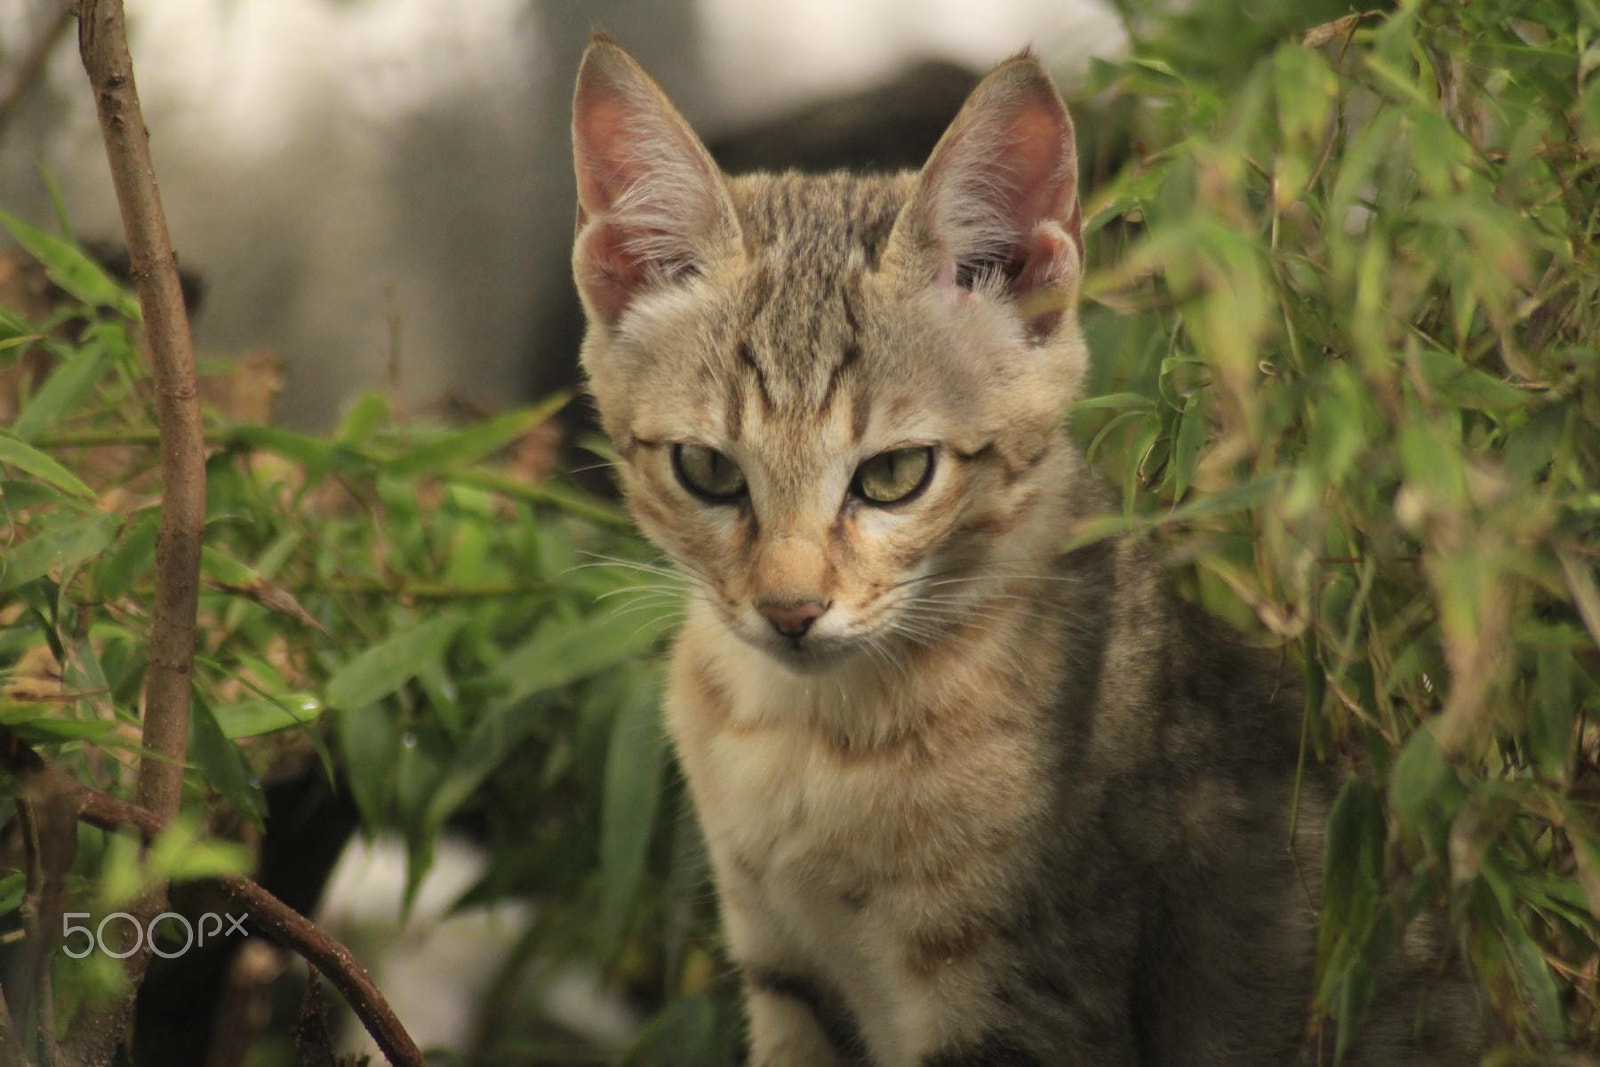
top-left (569, 35), bottom-right (1490, 1066)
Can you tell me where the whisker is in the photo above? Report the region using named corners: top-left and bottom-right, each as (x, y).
top-left (563, 460), bottom-right (619, 477)
top-left (594, 582), bottom-right (689, 602)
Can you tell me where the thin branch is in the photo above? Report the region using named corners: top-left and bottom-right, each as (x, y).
top-left (14, 798), bottom-right (42, 981)
top-left (0, 987), bottom-right (28, 1067)
top-left (65, 0), bottom-right (208, 1059)
top-left (9, 764), bottom-right (75, 1067)
top-left (0, 0), bottom-right (75, 146)
top-left (0, 730), bottom-right (425, 1067)
top-left (14, 796), bottom-right (54, 1065)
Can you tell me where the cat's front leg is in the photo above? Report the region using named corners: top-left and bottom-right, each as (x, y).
top-left (742, 967), bottom-right (857, 1067)
top-left (719, 878), bottom-right (862, 1065)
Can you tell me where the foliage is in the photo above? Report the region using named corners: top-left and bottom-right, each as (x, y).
top-left (0, 222), bottom-right (732, 1059)
top-left (1080, 0), bottom-right (1600, 1054)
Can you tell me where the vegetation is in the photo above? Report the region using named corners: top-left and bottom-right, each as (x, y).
top-left (0, 0), bottom-right (1595, 1062)
top-left (0, 218), bottom-right (719, 1058)
top-left (1080, 0), bottom-right (1600, 1055)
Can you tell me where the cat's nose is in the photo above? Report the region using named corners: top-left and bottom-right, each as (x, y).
top-left (757, 599), bottom-right (830, 639)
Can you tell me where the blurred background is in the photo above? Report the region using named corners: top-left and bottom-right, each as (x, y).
top-left (0, 0), bottom-right (1126, 429)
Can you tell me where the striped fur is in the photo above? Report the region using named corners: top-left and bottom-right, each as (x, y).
top-left (571, 38), bottom-right (1491, 1066)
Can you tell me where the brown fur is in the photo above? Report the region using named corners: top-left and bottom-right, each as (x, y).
top-left (570, 37), bottom-right (1491, 1067)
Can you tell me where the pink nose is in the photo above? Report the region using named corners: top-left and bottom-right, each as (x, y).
top-left (757, 599), bottom-right (830, 639)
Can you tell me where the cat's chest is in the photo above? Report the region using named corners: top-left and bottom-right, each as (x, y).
top-left (666, 636), bottom-right (1055, 1060)
top-left (699, 721), bottom-right (920, 883)
top-left (666, 636), bottom-right (1050, 916)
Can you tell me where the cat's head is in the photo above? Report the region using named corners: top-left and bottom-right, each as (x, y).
top-left (571, 37), bottom-right (1087, 673)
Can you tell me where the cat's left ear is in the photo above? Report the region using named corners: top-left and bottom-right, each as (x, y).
top-left (886, 51), bottom-right (1082, 339)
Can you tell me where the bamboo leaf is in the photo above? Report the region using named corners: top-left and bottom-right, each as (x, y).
top-left (212, 694), bottom-right (323, 739)
top-left (598, 666), bottom-right (666, 955)
top-left (0, 514), bottom-right (118, 592)
top-left (11, 341), bottom-right (112, 442)
top-left (190, 693), bottom-right (266, 825)
top-left (491, 601), bottom-right (676, 709)
top-left (0, 430), bottom-right (97, 499)
top-left (0, 211), bottom-right (137, 316)
top-left (325, 614), bottom-right (466, 711)
top-left (385, 393), bottom-right (569, 478)
top-left (1171, 392), bottom-right (1208, 504)
top-left (93, 509), bottom-right (159, 600)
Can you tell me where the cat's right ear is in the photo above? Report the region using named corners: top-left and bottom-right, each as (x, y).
top-left (885, 51), bottom-right (1082, 340)
top-left (572, 37), bottom-right (741, 328)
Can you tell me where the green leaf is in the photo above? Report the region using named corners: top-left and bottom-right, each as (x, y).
top-left (325, 615), bottom-right (466, 710)
top-left (201, 545), bottom-right (326, 634)
top-left (199, 545), bottom-right (258, 588)
top-left (598, 666), bottom-right (666, 955)
top-left (1496, 894), bottom-right (1567, 1043)
top-left (1529, 651), bottom-right (1574, 780)
top-left (337, 392), bottom-right (390, 444)
top-left (416, 701), bottom-right (545, 853)
top-left (93, 509), bottom-right (159, 600)
top-left (0, 430), bottom-right (97, 498)
top-left (11, 341), bottom-right (113, 441)
top-left (1059, 392), bottom-right (1158, 418)
top-left (1, 716), bottom-right (118, 742)
top-left (0, 479), bottom-right (70, 512)
top-left (1, 513), bottom-right (118, 592)
top-left (1171, 393), bottom-right (1207, 504)
top-left (149, 817), bottom-right (254, 882)
top-left (1321, 776), bottom-right (1385, 958)
top-left (620, 993), bottom-right (723, 1067)
top-left (1122, 414), bottom-right (1163, 516)
top-left (1083, 409), bottom-right (1150, 466)
top-left (1388, 725), bottom-right (1465, 833)
top-left (1398, 421), bottom-right (1466, 511)
top-left (337, 702), bottom-right (396, 834)
top-left (0, 211), bottom-right (137, 316)
top-left (491, 601), bottom-right (675, 709)
top-left (1274, 44), bottom-right (1335, 146)
top-left (227, 425), bottom-right (348, 481)
top-left (212, 693), bottom-right (323, 739)
top-left (0, 871), bottom-right (24, 915)
top-left (1413, 348), bottom-right (1530, 414)
top-left (386, 393), bottom-right (569, 478)
top-left (1333, 963), bottom-right (1374, 1066)
top-left (190, 694), bottom-right (266, 824)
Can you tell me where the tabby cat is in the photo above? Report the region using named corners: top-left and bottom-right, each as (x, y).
top-left (569, 35), bottom-right (1488, 1066)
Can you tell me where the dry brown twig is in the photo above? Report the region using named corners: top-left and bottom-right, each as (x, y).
top-left (56, 0), bottom-right (207, 1060)
top-left (1, 731), bottom-right (425, 1066)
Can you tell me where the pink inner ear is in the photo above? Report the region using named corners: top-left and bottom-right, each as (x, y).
top-left (925, 93), bottom-right (1083, 339)
top-left (993, 106), bottom-right (1083, 281)
top-left (574, 93), bottom-right (638, 215)
top-left (574, 220), bottom-right (644, 325)
top-left (1011, 222), bottom-right (1079, 337)
top-left (573, 64), bottom-right (719, 324)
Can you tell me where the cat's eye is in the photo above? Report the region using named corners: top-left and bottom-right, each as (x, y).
top-left (672, 443), bottom-right (747, 503)
top-left (852, 446), bottom-right (934, 505)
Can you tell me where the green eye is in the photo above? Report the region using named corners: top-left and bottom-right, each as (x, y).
top-left (852, 446), bottom-right (934, 505)
top-left (672, 443), bottom-right (747, 502)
